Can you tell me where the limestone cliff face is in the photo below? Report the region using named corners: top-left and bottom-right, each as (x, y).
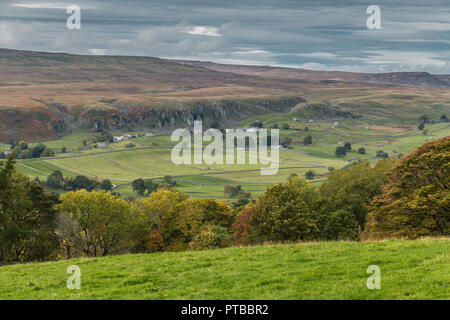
top-left (69, 97), bottom-right (304, 132)
top-left (0, 97), bottom-right (304, 142)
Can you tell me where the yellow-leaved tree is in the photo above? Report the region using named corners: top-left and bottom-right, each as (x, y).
top-left (58, 190), bottom-right (139, 257)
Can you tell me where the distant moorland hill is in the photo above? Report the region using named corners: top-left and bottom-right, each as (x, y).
top-left (0, 48), bottom-right (449, 142)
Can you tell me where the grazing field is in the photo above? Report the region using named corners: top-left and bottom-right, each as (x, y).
top-left (0, 239), bottom-right (448, 300)
top-left (13, 120), bottom-right (450, 199)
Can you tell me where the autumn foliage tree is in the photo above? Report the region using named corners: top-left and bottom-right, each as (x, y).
top-left (58, 190), bottom-right (139, 256)
top-left (231, 204), bottom-right (259, 245)
top-left (253, 176), bottom-right (321, 242)
top-left (364, 137), bottom-right (449, 239)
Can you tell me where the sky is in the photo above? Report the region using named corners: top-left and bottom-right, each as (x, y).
top-left (0, 0), bottom-right (449, 73)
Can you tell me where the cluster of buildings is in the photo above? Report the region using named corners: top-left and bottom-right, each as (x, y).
top-left (97, 132), bottom-right (154, 148)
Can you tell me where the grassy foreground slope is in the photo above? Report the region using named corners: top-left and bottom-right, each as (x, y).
top-left (0, 239), bottom-right (448, 300)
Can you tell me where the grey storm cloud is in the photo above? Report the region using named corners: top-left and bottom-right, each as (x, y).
top-left (0, 0), bottom-right (449, 73)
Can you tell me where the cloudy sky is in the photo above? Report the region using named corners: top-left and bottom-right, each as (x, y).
top-left (0, 0), bottom-right (449, 73)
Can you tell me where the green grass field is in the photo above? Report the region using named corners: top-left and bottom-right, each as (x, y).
top-left (12, 119), bottom-right (449, 200)
top-left (0, 239), bottom-right (448, 300)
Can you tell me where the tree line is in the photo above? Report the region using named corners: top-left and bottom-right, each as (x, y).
top-left (0, 136), bottom-right (448, 265)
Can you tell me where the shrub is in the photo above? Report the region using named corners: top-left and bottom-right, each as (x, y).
top-left (358, 147), bottom-right (366, 154)
top-left (125, 142), bottom-right (136, 149)
top-left (281, 123), bottom-right (290, 130)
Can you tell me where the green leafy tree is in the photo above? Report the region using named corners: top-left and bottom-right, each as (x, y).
top-left (419, 115), bottom-right (430, 123)
top-left (303, 135), bottom-right (312, 145)
top-left (321, 209), bottom-right (360, 241)
top-left (19, 149), bottom-right (33, 159)
top-left (163, 175), bottom-right (177, 186)
top-left (251, 120), bottom-right (263, 128)
top-left (132, 178), bottom-right (147, 195)
top-left (418, 122), bottom-right (425, 130)
top-left (335, 146), bottom-right (346, 157)
top-left (71, 175), bottom-right (97, 191)
top-left (305, 170), bottom-right (315, 179)
top-left (100, 179), bottom-right (113, 191)
top-left (224, 185), bottom-right (243, 198)
top-left (0, 154), bottom-right (59, 264)
top-left (31, 143), bottom-right (47, 158)
top-left (253, 177), bottom-right (320, 242)
top-left (376, 150), bottom-right (389, 158)
top-left (344, 142), bottom-right (352, 152)
top-left (40, 147), bottom-right (55, 157)
top-left (18, 141), bottom-right (28, 150)
top-left (281, 136), bottom-right (293, 149)
top-left (46, 170), bottom-right (64, 189)
top-left (319, 160), bottom-right (395, 236)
